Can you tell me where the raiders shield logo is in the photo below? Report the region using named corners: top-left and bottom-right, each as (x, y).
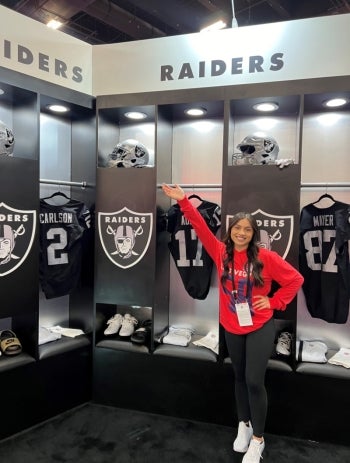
top-left (0, 202), bottom-right (36, 277)
top-left (98, 207), bottom-right (153, 269)
top-left (226, 209), bottom-right (293, 259)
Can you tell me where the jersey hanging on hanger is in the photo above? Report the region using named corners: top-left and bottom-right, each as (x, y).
top-left (299, 200), bottom-right (350, 323)
top-left (167, 196), bottom-right (221, 300)
top-left (39, 198), bottom-right (91, 299)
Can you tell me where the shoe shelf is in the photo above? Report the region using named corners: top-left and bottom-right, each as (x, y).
top-left (152, 336), bottom-right (217, 362)
top-left (296, 349), bottom-right (350, 380)
top-left (96, 338), bottom-right (150, 354)
top-left (95, 303), bottom-right (153, 354)
top-left (0, 353), bottom-right (36, 373)
top-left (39, 335), bottom-right (92, 360)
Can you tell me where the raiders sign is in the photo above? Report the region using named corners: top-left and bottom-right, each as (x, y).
top-left (226, 209), bottom-right (293, 259)
top-left (0, 202), bottom-right (36, 277)
top-left (98, 207), bottom-right (153, 269)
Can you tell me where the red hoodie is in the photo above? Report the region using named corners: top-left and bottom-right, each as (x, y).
top-left (178, 196), bottom-right (304, 335)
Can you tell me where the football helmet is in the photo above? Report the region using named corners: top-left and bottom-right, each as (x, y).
top-left (107, 139), bottom-right (149, 168)
top-left (236, 134), bottom-right (279, 165)
top-left (0, 120), bottom-right (15, 157)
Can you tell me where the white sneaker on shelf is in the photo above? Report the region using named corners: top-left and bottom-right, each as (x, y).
top-left (276, 331), bottom-right (292, 356)
top-left (242, 438), bottom-right (265, 463)
top-left (119, 314), bottom-right (138, 337)
top-left (104, 314), bottom-right (124, 335)
top-left (233, 421), bottom-right (253, 453)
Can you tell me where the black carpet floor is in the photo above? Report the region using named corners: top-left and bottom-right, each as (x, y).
top-left (0, 402), bottom-right (349, 463)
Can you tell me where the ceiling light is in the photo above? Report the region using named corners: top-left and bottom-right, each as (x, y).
top-left (200, 20), bottom-right (227, 32)
top-left (253, 102), bottom-right (279, 112)
top-left (184, 107), bottom-right (207, 117)
top-left (47, 19), bottom-right (63, 30)
top-left (0, 88), bottom-right (4, 95)
top-left (323, 98), bottom-right (348, 108)
top-left (124, 111), bottom-right (147, 120)
top-left (46, 104), bottom-right (69, 113)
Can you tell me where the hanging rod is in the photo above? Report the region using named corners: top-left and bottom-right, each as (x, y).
top-left (301, 182), bottom-right (350, 188)
top-left (158, 182), bottom-right (350, 190)
top-left (157, 183), bottom-right (222, 189)
top-left (40, 178), bottom-right (87, 189)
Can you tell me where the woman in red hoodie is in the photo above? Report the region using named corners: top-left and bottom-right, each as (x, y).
top-left (162, 183), bottom-right (303, 463)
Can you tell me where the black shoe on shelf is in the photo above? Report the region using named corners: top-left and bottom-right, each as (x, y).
top-left (130, 319), bottom-right (152, 345)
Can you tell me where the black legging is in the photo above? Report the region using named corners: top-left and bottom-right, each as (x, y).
top-left (224, 318), bottom-right (275, 438)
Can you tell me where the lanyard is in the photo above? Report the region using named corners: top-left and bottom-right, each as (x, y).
top-left (231, 260), bottom-right (252, 300)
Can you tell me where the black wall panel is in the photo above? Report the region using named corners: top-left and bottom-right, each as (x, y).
top-left (95, 167), bottom-right (156, 306)
top-left (0, 157), bottom-right (39, 316)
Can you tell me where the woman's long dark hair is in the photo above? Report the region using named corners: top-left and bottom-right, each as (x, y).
top-left (221, 212), bottom-right (264, 287)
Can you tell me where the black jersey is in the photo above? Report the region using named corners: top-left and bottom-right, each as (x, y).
top-left (39, 198), bottom-right (91, 299)
top-left (299, 201), bottom-right (350, 323)
top-left (167, 197), bottom-right (221, 300)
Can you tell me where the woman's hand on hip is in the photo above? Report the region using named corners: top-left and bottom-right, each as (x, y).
top-left (252, 295), bottom-right (271, 310)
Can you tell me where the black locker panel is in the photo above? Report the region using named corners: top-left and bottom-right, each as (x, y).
top-left (0, 156), bottom-right (39, 317)
top-left (222, 164), bottom-right (301, 264)
top-left (95, 166), bottom-right (156, 305)
top-left (221, 163), bottom-right (301, 320)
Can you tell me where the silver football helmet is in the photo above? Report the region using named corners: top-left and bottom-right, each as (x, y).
top-left (236, 134), bottom-right (279, 165)
top-left (107, 139), bottom-right (149, 168)
top-left (0, 120), bottom-right (15, 157)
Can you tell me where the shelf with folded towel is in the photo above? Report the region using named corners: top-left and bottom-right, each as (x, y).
top-left (223, 355), bottom-right (294, 372)
top-left (296, 349), bottom-right (350, 379)
top-left (153, 334), bottom-right (218, 362)
top-left (39, 334), bottom-right (91, 360)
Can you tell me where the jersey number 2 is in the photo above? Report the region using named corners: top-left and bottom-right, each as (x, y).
top-left (46, 227), bottom-right (68, 265)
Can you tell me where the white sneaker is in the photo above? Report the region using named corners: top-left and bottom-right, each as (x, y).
top-left (233, 421), bottom-right (253, 452)
top-left (242, 438), bottom-right (265, 463)
top-left (104, 314), bottom-right (124, 335)
top-left (119, 314), bottom-right (138, 337)
top-left (276, 331), bottom-right (292, 356)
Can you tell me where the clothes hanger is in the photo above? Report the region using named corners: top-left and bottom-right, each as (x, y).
top-left (311, 187), bottom-right (336, 207)
top-left (188, 193), bottom-right (203, 202)
top-left (312, 193), bottom-right (336, 205)
top-left (41, 183), bottom-right (71, 203)
top-left (41, 190), bottom-right (71, 201)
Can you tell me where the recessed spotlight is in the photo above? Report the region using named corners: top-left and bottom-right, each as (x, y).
top-left (124, 111), bottom-right (147, 120)
top-left (323, 98), bottom-right (348, 108)
top-left (46, 104), bottom-right (69, 113)
top-left (184, 107), bottom-right (207, 117)
top-left (47, 19), bottom-right (63, 30)
top-left (253, 102), bottom-right (279, 112)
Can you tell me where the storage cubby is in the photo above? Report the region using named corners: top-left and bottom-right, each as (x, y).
top-left (38, 93), bottom-right (95, 360)
top-left (0, 81), bottom-right (39, 368)
top-left (0, 70), bottom-right (95, 438)
top-left (154, 100), bottom-right (224, 360)
top-left (95, 102), bottom-right (158, 356)
top-left (227, 94), bottom-right (301, 166)
top-left (297, 89), bottom-right (350, 378)
top-left (95, 303), bottom-right (152, 353)
top-left (220, 93), bottom-right (303, 370)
